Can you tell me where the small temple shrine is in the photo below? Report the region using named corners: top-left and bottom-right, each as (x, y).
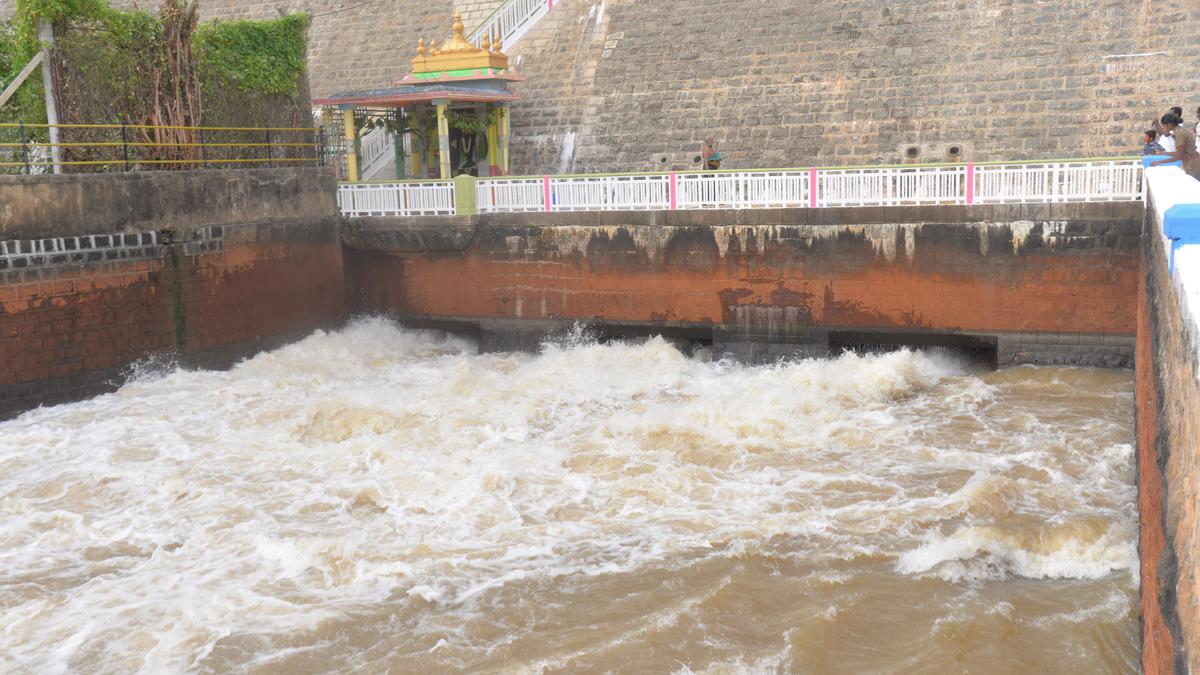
top-left (314, 12), bottom-right (523, 181)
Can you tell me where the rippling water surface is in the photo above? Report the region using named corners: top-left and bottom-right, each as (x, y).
top-left (0, 318), bottom-right (1138, 673)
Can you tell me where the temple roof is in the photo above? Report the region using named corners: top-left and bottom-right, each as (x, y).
top-left (412, 11), bottom-right (509, 74)
top-left (313, 83), bottom-right (521, 107)
top-left (314, 10), bottom-right (523, 107)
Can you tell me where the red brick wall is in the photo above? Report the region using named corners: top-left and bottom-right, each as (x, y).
top-left (344, 205), bottom-right (1141, 364)
top-left (0, 222), bottom-right (344, 418)
top-left (1137, 233), bottom-right (1176, 672)
top-left (1138, 217), bottom-right (1200, 672)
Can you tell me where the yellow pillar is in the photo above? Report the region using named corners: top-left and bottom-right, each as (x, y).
top-left (410, 108), bottom-right (424, 177)
top-left (499, 106), bottom-right (510, 176)
top-left (342, 107), bottom-right (359, 182)
top-left (486, 105), bottom-right (499, 177)
top-left (436, 102), bottom-right (451, 179)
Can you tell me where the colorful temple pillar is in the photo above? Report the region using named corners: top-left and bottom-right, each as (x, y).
top-left (342, 107), bottom-right (359, 182)
top-left (486, 104), bottom-right (500, 176)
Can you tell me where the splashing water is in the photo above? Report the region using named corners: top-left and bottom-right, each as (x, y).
top-left (0, 318), bottom-right (1138, 673)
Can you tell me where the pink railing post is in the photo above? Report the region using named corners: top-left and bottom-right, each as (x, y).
top-left (669, 172), bottom-right (677, 209)
top-left (543, 175), bottom-right (552, 212)
top-left (965, 162), bottom-right (975, 205)
top-left (808, 168), bottom-right (818, 208)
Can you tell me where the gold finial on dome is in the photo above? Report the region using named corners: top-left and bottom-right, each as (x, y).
top-left (410, 11), bottom-right (510, 74)
top-left (417, 37), bottom-right (426, 57)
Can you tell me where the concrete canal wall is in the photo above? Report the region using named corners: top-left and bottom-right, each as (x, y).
top-left (0, 168), bottom-right (345, 418)
top-left (1137, 174), bottom-right (1200, 674)
top-left (342, 203), bottom-right (1141, 366)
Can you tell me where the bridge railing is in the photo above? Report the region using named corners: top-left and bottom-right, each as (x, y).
top-left (340, 158), bottom-right (1144, 217)
top-left (337, 180), bottom-right (455, 216)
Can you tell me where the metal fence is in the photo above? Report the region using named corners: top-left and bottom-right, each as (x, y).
top-left (337, 180), bottom-right (456, 216)
top-left (0, 122), bottom-right (323, 174)
top-left (341, 158), bottom-right (1144, 217)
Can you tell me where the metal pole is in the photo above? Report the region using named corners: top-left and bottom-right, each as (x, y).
top-left (121, 123), bottom-right (130, 171)
top-left (317, 128), bottom-right (325, 166)
top-left (37, 21), bottom-right (61, 174)
top-left (266, 128), bottom-right (273, 167)
top-left (19, 122), bottom-right (29, 174)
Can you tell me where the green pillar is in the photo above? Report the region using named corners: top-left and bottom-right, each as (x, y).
top-left (454, 174), bottom-right (476, 216)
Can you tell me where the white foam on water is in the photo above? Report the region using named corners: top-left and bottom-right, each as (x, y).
top-left (0, 318), bottom-right (1136, 672)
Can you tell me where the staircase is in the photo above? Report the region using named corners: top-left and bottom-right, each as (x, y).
top-left (468, 0), bottom-right (553, 50)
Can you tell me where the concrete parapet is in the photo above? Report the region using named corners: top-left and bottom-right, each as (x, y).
top-left (343, 202), bottom-right (1141, 369)
top-left (0, 167), bottom-right (338, 239)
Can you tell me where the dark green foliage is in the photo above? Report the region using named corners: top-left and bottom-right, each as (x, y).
top-left (194, 14), bottom-right (308, 97)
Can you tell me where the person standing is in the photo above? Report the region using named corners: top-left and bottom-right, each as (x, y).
top-left (1150, 114), bottom-right (1200, 180)
top-left (1154, 108), bottom-right (1181, 153)
top-left (702, 137), bottom-right (722, 171)
top-left (1143, 129), bottom-right (1165, 155)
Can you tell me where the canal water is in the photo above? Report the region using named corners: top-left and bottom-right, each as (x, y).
top-left (0, 318), bottom-right (1138, 673)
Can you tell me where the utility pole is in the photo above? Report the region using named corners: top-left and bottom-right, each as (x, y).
top-left (38, 21), bottom-right (61, 174)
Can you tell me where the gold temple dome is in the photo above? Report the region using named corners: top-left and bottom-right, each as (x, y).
top-left (411, 10), bottom-right (509, 74)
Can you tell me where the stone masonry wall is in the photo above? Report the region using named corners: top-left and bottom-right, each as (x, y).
top-left (0, 0), bottom-right (503, 100)
top-left (4, 0), bottom-right (1195, 169)
top-left (503, 0), bottom-right (1200, 174)
top-left (0, 168), bottom-right (345, 419)
top-left (1139, 212), bottom-right (1200, 672)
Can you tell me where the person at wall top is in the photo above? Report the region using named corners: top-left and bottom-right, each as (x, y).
top-left (702, 137), bottom-right (722, 171)
top-left (1150, 114), bottom-right (1200, 180)
top-left (1143, 129), bottom-right (1165, 155)
top-left (1153, 106), bottom-right (1183, 153)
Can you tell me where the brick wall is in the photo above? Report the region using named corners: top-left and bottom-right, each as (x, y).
top-left (342, 202), bottom-right (1140, 365)
top-left (503, 0), bottom-right (1200, 173)
top-left (0, 168), bottom-right (345, 418)
top-left (0, 0), bottom-right (502, 100)
top-left (1138, 213), bottom-right (1200, 672)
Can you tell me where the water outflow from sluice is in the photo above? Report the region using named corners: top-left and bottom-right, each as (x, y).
top-left (0, 318), bottom-right (1138, 672)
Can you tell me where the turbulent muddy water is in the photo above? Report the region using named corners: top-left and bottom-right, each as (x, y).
top-left (0, 318), bottom-right (1138, 673)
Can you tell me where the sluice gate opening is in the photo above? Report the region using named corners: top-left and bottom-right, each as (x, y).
top-left (828, 331), bottom-right (999, 370)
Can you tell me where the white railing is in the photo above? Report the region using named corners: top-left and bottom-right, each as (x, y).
top-left (677, 170), bottom-right (812, 209)
top-left (819, 166), bottom-right (966, 207)
top-left (340, 158), bottom-right (1145, 217)
top-left (974, 160), bottom-right (1143, 204)
top-left (338, 181), bottom-right (455, 216)
top-left (359, 125), bottom-right (394, 180)
top-left (553, 174), bottom-right (671, 211)
top-left (477, 177), bottom-right (547, 212)
top-left (468, 0), bottom-right (552, 49)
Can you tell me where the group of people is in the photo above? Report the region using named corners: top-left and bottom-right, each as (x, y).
top-left (1142, 105), bottom-right (1200, 179)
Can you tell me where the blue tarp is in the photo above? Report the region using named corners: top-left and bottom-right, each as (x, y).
top-left (1165, 204), bottom-right (1200, 244)
top-left (1144, 154), bottom-right (1182, 168)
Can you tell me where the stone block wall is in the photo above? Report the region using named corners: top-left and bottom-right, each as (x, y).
top-left (4, 0), bottom-right (1194, 169)
top-left (503, 0), bottom-right (1200, 174)
top-left (0, 0), bottom-right (503, 100)
top-left (0, 168), bottom-right (345, 418)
